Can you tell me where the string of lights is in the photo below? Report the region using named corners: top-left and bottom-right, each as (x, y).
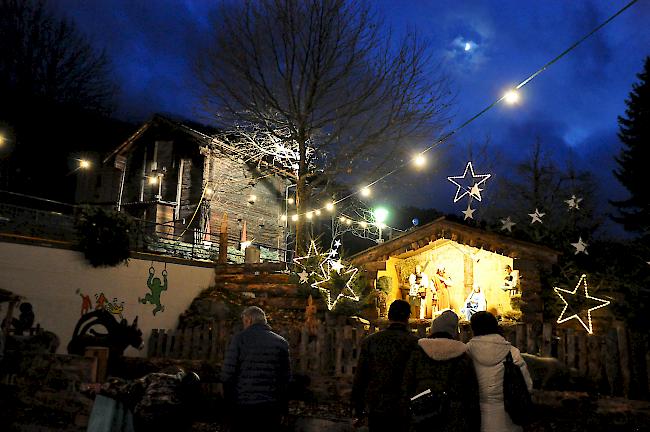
top-left (282, 0), bottom-right (639, 221)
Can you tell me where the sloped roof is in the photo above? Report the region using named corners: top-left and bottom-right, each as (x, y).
top-left (351, 216), bottom-right (559, 265)
top-left (103, 114), bottom-right (296, 179)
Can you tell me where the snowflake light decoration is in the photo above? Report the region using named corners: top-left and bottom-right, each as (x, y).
top-left (554, 274), bottom-right (610, 334)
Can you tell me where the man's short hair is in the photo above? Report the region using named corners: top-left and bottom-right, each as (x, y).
top-left (242, 306), bottom-right (267, 325)
top-left (387, 300), bottom-right (411, 322)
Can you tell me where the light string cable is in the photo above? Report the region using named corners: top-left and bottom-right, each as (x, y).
top-left (320, 0), bottom-right (640, 212)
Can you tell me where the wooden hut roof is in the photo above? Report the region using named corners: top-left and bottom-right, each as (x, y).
top-left (350, 216), bottom-right (559, 265)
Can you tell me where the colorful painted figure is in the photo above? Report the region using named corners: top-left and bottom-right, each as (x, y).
top-left (78, 290), bottom-right (92, 316)
top-left (105, 298), bottom-right (125, 320)
top-left (95, 292), bottom-right (108, 310)
top-left (140, 267), bottom-right (167, 316)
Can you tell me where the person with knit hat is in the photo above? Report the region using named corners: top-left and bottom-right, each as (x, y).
top-left (402, 310), bottom-right (481, 432)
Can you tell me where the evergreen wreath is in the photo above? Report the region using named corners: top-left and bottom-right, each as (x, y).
top-left (75, 207), bottom-right (133, 267)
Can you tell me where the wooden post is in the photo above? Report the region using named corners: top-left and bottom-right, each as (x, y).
top-left (616, 323), bottom-right (631, 398)
top-left (219, 212), bottom-right (228, 264)
top-left (541, 323), bottom-right (553, 357)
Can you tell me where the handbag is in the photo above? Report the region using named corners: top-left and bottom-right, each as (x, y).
top-left (409, 388), bottom-right (449, 426)
top-left (503, 351), bottom-right (534, 425)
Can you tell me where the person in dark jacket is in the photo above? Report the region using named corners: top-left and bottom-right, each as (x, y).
top-left (352, 300), bottom-right (418, 432)
top-left (403, 310), bottom-right (481, 432)
top-left (221, 306), bottom-right (291, 432)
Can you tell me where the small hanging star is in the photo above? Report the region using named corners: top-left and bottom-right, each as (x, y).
top-left (565, 195), bottom-right (583, 210)
top-left (297, 270), bottom-right (310, 284)
top-left (528, 208), bottom-right (545, 224)
top-left (447, 161), bottom-right (491, 203)
top-left (327, 248), bottom-right (338, 258)
top-left (462, 203), bottom-right (476, 220)
top-left (333, 239), bottom-right (342, 248)
top-left (554, 274), bottom-right (610, 334)
top-left (500, 216), bottom-right (516, 232)
top-left (571, 237), bottom-right (588, 255)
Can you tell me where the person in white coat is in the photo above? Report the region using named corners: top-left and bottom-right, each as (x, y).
top-left (466, 312), bottom-right (533, 432)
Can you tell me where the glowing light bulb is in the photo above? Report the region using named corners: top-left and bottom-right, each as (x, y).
top-left (291, 214), bottom-right (299, 222)
top-left (306, 211), bottom-right (313, 220)
top-left (359, 221), bottom-right (368, 228)
top-left (346, 219), bottom-right (352, 225)
top-left (315, 209), bottom-right (321, 216)
top-left (205, 187), bottom-right (214, 195)
top-left (360, 187), bottom-right (371, 197)
top-left (79, 159), bottom-right (91, 169)
top-left (339, 216), bottom-right (346, 223)
top-left (503, 89), bottom-right (520, 105)
top-left (287, 197), bottom-right (295, 205)
top-left (413, 154), bottom-right (426, 167)
top-left (148, 176), bottom-right (158, 185)
top-left (280, 214), bottom-right (287, 221)
top-left (326, 202), bottom-right (335, 211)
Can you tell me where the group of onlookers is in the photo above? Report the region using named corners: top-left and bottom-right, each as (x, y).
top-left (352, 300), bottom-right (533, 432)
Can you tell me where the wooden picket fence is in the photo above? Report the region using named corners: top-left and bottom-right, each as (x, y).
top-left (148, 319), bottom-right (650, 399)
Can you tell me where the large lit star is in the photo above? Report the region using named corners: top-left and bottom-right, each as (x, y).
top-left (554, 274), bottom-right (610, 334)
top-left (312, 266), bottom-right (359, 310)
top-left (447, 161), bottom-right (491, 203)
top-left (293, 240), bottom-right (327, 269)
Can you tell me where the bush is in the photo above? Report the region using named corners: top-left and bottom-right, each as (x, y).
top-left (75, 207), bottom-right (133, 267)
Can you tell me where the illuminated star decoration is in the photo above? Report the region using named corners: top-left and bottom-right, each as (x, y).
top-left (462, 203), bottom-right (476, 220)
top-left (528, 208), bottom-right (545, 224)
top-left (312, 264), bottom-right (360, 310)
top-left (297, 270), bottom-right (310, 284)
top-left (554, 274), bottom-right (610, 334)
top-left (333, 239), bottom-right (342, 248)
top-left (565, 195), bottom-right (583, 210)
top-left (571, 237), bottom-right (588, 255)
top-left (500, 216), bottom-right (516, 232)
top-left (447, 161), bottom-right (491, 203)
top-left (293, 240), bottom-right (327, 269)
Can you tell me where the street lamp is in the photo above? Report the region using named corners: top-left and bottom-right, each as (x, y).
top-left (79, 159), bottom-right (91, 169)
top-left (373, 207), bottom-right (389, 243)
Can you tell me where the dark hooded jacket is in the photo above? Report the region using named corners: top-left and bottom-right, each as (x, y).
top-left (403, 334), bottom-right (481, 432)
top-left (352, 322), bottom-right (419, 417)
top-left (221, 323), bottom-right (291, 406)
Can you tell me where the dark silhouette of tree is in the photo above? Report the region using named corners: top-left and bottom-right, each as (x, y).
top-left (612, 56), bottom-right (650, 242)
top-left (0, 0), bottom-right (124, 202)
top-left (197, 0), bottom-right (450, 253)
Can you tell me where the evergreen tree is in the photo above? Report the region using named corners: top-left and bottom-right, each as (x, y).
top-left (612, 57), bottom-right (650, 241)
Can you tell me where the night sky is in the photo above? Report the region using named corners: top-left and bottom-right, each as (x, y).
top-left (49, 0), bottom-right (650, 227)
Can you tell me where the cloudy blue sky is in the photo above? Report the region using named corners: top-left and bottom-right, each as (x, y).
top-left (50, 0), bottom-right (650, 229)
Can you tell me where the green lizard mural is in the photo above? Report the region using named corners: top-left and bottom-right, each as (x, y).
top-left (140, 266), bottom-right (167, 315)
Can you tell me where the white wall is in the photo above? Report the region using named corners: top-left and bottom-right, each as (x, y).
top-left (0, 242), bottom-right (214, 356)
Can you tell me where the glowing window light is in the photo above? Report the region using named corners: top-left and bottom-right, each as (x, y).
top-left (148, 176), bottom-right (158, 185)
